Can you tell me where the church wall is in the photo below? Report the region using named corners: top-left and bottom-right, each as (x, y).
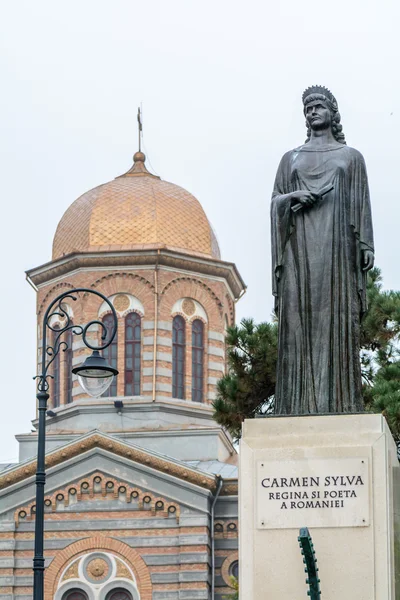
top-left (0, 520), bottom-right (211, 599)
top-left (0, 455), bottom-right (219, 599)
top-left (0, 442), bottom-right (238, 599)
top-left (24, 255), bottom-right (240, 599)
top-left (0, 507), bottom-right (238, 600)
top-left (36, 268), bottom-right (156, 409)
top-left (213, 496), bottom-right (239, 599)
top-left (157, 269), bottom-right (228, 406)
top-left (34, 264), bottom-right (233, 412)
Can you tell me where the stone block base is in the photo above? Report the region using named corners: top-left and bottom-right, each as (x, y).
top-left (239, 414), bottom-right (399, 599)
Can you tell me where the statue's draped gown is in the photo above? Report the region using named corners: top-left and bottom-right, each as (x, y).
top-left (271, 144), bottom-right (374, 414)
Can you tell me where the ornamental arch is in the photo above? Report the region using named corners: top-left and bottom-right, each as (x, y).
top-left (44, 537), bottom-right (152, 600)
top-left (160, 276), bottom-right (223, 324)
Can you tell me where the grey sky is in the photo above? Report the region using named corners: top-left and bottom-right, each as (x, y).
top-left (0, 0), bottom-right (399, 462)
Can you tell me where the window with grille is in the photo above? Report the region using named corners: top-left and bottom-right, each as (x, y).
top-left (105, 589), bottom-right (133, 600)
top-left (62, 590), bottom-right (88, 600)
top-left (230, 560), bottom-right (239, 580)
top-left (52, 324), bottom-right (61, 408)
top-left (172, 315), bottom-right (186, 399)
top-left (125, 312), bottom-right (141, 396)
top-left (65, 327), bottom-right (73, 403)
top-left (192, 319), bottom-right (204, 402)
top-left (102, 314), bottom-right (118, 397)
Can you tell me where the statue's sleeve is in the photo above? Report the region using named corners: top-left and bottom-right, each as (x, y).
top-left (350, 150), bottom-right (374, 252)
top-left (270, 152), bottom-right (293, 303)
top-left (349, 149), bottom-right (374, 313)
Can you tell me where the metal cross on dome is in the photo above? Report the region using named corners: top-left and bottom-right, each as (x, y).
top-left (137, 106), bottom-right (143, 152)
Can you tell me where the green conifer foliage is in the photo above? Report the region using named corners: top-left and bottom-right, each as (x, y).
top-left (222, 577), bottom-right (238, 599)
top-left (212, 319), bottom-right (277, 440)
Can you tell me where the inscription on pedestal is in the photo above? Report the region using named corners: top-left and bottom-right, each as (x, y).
top-left (256, 457), bottom-right (369, 529)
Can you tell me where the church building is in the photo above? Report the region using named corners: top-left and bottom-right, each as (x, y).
top-left (0, 148), bottom-right (245, 600)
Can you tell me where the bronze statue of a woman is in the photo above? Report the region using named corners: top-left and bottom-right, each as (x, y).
top-left (271, 86), bottom-right (374, 414)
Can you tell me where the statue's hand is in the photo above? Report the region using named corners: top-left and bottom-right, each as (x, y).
top-left (362, 250), bottom-right (375, 271)
top-left (290, 190), bottom-right (319, 207)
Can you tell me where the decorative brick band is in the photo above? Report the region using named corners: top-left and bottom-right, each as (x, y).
top-left (214, 520), bottom-right (238, 538)
top-left (14, 471), bottom-right (180, 526)
top-left (88, 272), bottom-right (155, 293)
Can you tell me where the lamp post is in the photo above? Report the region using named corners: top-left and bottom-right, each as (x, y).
top-left (33, 288), bottom-right (118, 600)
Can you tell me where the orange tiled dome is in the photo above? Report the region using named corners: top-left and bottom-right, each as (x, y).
top-left (52, 152), bottom-right (220, 261)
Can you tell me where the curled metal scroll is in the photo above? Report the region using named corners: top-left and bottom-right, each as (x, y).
top-left (34, 288), bottom-right (118, 392)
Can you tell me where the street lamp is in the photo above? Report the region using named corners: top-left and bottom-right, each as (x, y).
top-left (33, 288), bottom-right (118, 600)
top-left (72, 350), bottom-right (118, 396)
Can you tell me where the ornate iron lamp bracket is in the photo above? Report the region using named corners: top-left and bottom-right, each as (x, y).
top-left (34, 288), bottom-right (118, 392)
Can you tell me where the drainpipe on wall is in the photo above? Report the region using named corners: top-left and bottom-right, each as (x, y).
top-left (211, 476), bottom-right (223, 600)
top-left (152, 249), bottom-right (160, 402)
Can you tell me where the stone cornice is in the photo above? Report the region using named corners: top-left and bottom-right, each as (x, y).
top-left (17, 427), bottom-right (230, 440)
top-left (0, 431), bottom-right (218, 493)
top-left (44, 396), bottom-right (212, 415)
top-left (26, 248), bottom-right (246, 299)
top-left (28, 397), bottom-right (216, 427)
top-left (220, 479), bottom-right (239, 496)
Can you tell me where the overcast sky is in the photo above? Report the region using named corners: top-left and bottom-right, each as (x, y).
top-left (0, 0), bottom-right (399, 462)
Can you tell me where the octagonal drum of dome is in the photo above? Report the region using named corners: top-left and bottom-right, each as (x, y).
top-left (52, 152), bottom-right (220, 261)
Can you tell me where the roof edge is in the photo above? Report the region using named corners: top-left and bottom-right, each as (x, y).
top-left (0, 430), bottom-right (218, 493)
top-left (26, 248), bottom-right (246, 299)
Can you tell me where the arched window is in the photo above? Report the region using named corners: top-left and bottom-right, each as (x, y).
top-left (192, 319), bottom-right (204, 403)
top-left (52, 324), bottom-right (61, 408)
top-left (65, 327), bottom-right (73, 404)
top-left (62, 590), bottom-right (88, 600)
top-left (102, 314), bottom-right (118, 397)
top-left (230, 560), bottom-right (239, 580)
top-left (105, 590), bottom-right (133, 600)
top-left (224, 315), bottom-right (229, 375)
top-left (125, 312), bottom-right (141, 396)
top-left (172, 316), bottom-right (186, 399)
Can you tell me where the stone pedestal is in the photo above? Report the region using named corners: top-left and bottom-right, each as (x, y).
top-left (239, 414), bottom-right (400, 599)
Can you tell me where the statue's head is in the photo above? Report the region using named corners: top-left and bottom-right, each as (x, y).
top-left (302, 85), bottom-right (346, 145)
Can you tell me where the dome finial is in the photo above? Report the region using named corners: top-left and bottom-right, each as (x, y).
top-left (133, 151), bottom-right (146, 163)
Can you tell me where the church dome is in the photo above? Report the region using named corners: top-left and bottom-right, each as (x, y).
top-left (52, 152), bottom-right (221, 261)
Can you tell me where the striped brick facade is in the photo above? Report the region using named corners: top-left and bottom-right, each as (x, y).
top-left (34, 264), bottom-right (236, 410)
top-left (0, 434), bottom-right (239, 600)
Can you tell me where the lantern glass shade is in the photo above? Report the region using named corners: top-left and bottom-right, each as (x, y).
top-left (72, 350), bottom-right (118, 398)
top-left (77, 373), bottom-right (114, 397)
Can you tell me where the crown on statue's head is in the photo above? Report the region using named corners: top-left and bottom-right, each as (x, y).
top-left (302, 85), bottom-right (338, 110)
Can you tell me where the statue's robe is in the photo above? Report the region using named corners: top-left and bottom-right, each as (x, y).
top-left (271, 144), bottom-right (374, 414)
